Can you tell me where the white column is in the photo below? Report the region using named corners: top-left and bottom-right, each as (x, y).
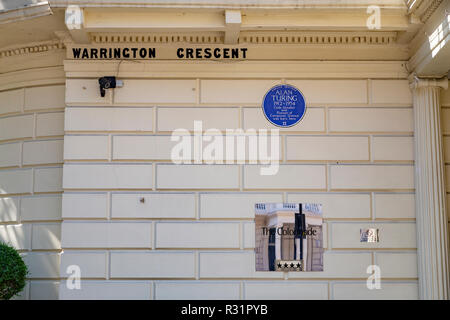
top-left (411, 77), bottom-right (449, 299)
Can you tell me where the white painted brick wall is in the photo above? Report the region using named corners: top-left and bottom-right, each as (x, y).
top-left (330, 165), bottom-right (414, 190)
top-left (155, 222), bottom-right (240, 248)
top-left (20, 195), bottom-right (62, 221)
top-left (332, 282), bottom-right (418, 299)
top-left (115, 79), bottom-right (197, 104)
top-left (287, 193), bottom-right (371, 219)
top-left (64, 135), bottom-right (109, 160)
top-left (372, 136), bottom-right (414, 161)
top-left (155, 281), bottom-right (240, 300)
top-left (243, 107), bottom-right (325, 132)
top-left (0, 114), bottom-right (34, 141)
top-left (57, 74), bottom-right (419, 300)
top-left (60, 251), bottom-right (107, 278)
top-left (111, 193), bottom-right (196, 219)
top-left (374, 193), bottom-right (415, 219)
top-left (157, 107), bottom-right (239, 131)
top-left (36, 112), bottom-right (64, 137)
top-left (61, 222), bottom-right (152, 248)
top-left (329, 108), bottom-right (413, 133)
top-left (374, 252), bottom-right (418, 278)
top-left (199, 252), bottom-right (283, 279)
top-left (200, 80), bottom-right (279, 104)
top-left (62, 193), bottom-right (108, 219)
top-left (112, 135), bottom-right (173, 160)
top-left (0, 169), bottom-right (32, 194)
top-left (286, 136), bottom-right (369, 161)
top-left (331, 222), bottom-right (416, 248)
top-left (0, 142), bottom-right (20, 167)
top-left (60, 281), bottom-right (152, 300)
top-left (110, 252), bottom-right (195, 278)
top-left (31, 223), bottom-right (61, 250)
top-left (0, 88), bottom-right (23, 115)
top-left (244, 165), bottom-right (326, 189)
top-left (288, 80), bottom-right (368, 104)
top-left (66, 79), bottom-right (111, 105)
top-left (0, 197), bottom-right (19, 222)
top-left (34, 167), bottom-right (63, 192)
top-left (156, 164), bottom-right (239, 189)
top-left (371, 80), bottom-right (412, 105)
top-left (0, 224), bottom-right (31, 250)
top-left (22, 253), bottom-right (60, 278)
top-left (23, 140), bottom-right (64, 165)
top-left (29, 281), bottom-right (59, 300)
top-left (63, 164), bottom-right (153, 189)
top-left (65, 107), bottom-right (153, 132)
top-left (244, 282), bottom-right (328, 299)
top-left (0, 83), bottom-right (65, 301)
top-left (200, 193), bottom-right (283, 219)
top-left (24, 85), bottom-right (65, 111)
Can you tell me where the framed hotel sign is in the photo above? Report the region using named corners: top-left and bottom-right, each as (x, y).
top-left (262, 84), bottom-right (306, 128)
top-left (255, 203), bottom-right (323, 272)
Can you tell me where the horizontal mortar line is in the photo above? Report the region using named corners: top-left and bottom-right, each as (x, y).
top-left (67, 277), bottom-right (420, 281)
top-left (372, 218), bottom-right (416, 221)
top-left (64, 159), bottom-right (110, 163)
top-left (60, 188), bottom-right (416, 193)
top-left (243, 188), bottom-right (327, 192)
top-left (101, 160), bottom-right (416, 164)
top-left (35, 135), bottom-right (65, 140)
top-left (328, 131), bottom-right (414, 135)
top-left (0, 163), bottom-right (63, 171)
top-left (0, 109), bottom-right (65, 119)
top-left (0, 136), bottom-right (64, 144)
top-left (110, 217), bottom-right (206, 221)
top-left (27, 249), bottom-right (62, 253)
top-left (61, 247), bottom-right (154, 250)
top-left (60, 247), bottom-right (253, 251)
top-left (61, 218), bottom-right (109, 221)
top-left (330, 248), bottom-right (417, 251)
top-left (63, 188), bottom-right (242, 192)
top-left (0, 108), bottom-right (65, 118)
top-left (25, 278), bottom-right (62, 281)
top-left (372, 160), bottom-right (414, 164)
top-left (61, 218), bottom-right (254, 222)
top-left (62, 130), bottom-right (416, 135)
top-left (329, 188), bottom-right (415, 192)
top-left (0, 137), bottom-right (34, 144)
top-left (323, 218), bottom-right (416, 222)
top-left (65, 103), bottom-right (414, 108)
top-left (109, 277), bottom-right (197, 280)
top-left (1, 219), bottom-right (63, 225)
top-left (33, 191), bottom-right (64, 195)
top-left (152, 247), bottom-right (250, 251)
top-left (59, 277), bottom-right (108, 280)
top-left (22, 163), bottom-right (64, 168)
top-left (0, 192), bottom-right (32, 197)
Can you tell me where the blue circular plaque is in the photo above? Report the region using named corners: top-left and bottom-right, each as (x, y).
top-left (262, 84), bottom-right (306, 127)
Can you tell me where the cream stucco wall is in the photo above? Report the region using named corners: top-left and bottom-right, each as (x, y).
top-left (54, 59), bottom-right (419, 300)
top-left (0, 50), bottom-right (65, 299)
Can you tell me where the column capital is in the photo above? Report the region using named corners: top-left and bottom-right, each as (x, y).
top-left (409, 74), bottom-right (449, 90)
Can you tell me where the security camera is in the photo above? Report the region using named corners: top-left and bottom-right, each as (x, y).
top-left (98, 76), bottom-right (123, 97)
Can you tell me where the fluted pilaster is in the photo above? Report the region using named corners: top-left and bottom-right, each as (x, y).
top-left (411, 77), bottom-right (449, 299)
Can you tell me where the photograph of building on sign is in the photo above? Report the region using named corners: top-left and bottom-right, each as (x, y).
top-left (255, 203), bottom-right (323, 272)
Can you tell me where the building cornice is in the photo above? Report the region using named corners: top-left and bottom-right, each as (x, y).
top-left (0, 40), bottom-right (65, 59)
top-left (48, 0), bottom-right (408, 10)
top-left (90, 31), bottom-right (398, 45)
top-left (406, 0), bottom-right (445, 23)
